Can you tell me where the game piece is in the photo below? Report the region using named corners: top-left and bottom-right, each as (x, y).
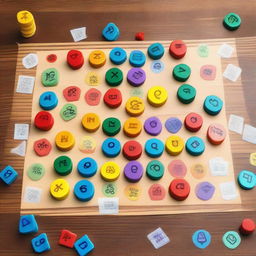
top-left (17, 10), bottom-right (36, 38)
top-left (123, 117), bottom-right (142, 137)
top-left (105, 67), bottom-right (123, 86)
top-left (147, 86), bottom-right (168, 107)
top-left (250, 152), bottom-right (256, 166)
top-left (125, 184), bottom-right (141, 201)
top-left (219, 181), bottom-right (238, 200)
top-left (127, 68), bottom-right (146, 87)
top-left (222, 231), bottom-right (241, 249)
top-left (59, 229), bottom-right (77, 248)
top-left (184, 112), bottom-right (203, 132)
top-left (14, 123), bottom-right (29, 140)
top-left (168, 159), bottom-right (187, 178)
top-left (27, 163), bottom-right (45, 181)
top-left (85, 71), bottom-right (101, 86)
top-left (148, 184), bottom-right (166, 200)
top-left (102, 183), bottom-right (117, 197)
top-left (85, 88), bottom-right (101, 106)
top-left (63, 86), bottom-right (81, 102)
top-left (89, 50), bottom-right (106, 68)
top-left (200, 65), bottom-right (216, 80)
top-left (124, 161), bottom-right (143, 182)
top-left (186, 136), bottom-right (205, 156)
top-left (74, 180), bottom-right (95, 202)
top-left (109, 47), bottom-right (127, 65)
top-left (33, 138), bottom-right (52, 157)
top-left (169, 178), bottom-right (190, 201)
top-left (102, 117), bottom-right (121, 136)
top-left (144, 116), bottom-right (162, 136)
top-left (16, 75), bottom-right (35, 94)
top-left (197, 44), bottom-right (209, 58)
top-left (145, 138), bottom-right (164, 158)
top-left (237, 170), bottom-right (256, 190)
top-left (209, 157), bottom-right (228, 176)
top-left (0, 165), bottom-right (18, 185)
top-left (207, 123), bottom-right (226, 145)
top-left (77, 157), bottom-right (98, 177)
top-left (41, 68), bottom-right (59, 87)
top-left (98, 197), bottom-right (119, 214)
top-left (146, 160), bottom-right (164, 180)
top-left (74, 235), bottom-right (94, 256)
top-left (147, 227), bottom-right (170, 249)
top-left (240, 218), bottom-right (255, 235)
top-left (135, 32), bottom-right (144, 41)
top-left (125, 96), bottom-right (145, 116)
top-left (203, 95), bottom-right (223, 115)
top-left (192, 229), bottom-right (211, 249)
top-left (60, 103), bottom-right (77, 121)
top-left (81, 113), bottom-right (101, 132)
top-left (228, 114), bottom-right (244, 134)
top-left (54, 156), bottom-right (73, 176)
top-left (39, 91), bottom-right (58, 110)
top-left (55, 131), bottom-right (75, 151)
top-left (34, 111), bottom-right (54, 131)
top-left (177, 84), bottom-right (196, 104)
top-left (50, 178), bottom-right (70, 200)
top-left (102, 22), bottom-right (120, 41)
top-left (67, 50), bottom-right (84, 70)
top-left (129, 50), bottom-right (146, 67)
top-left (102, 138), bottom-right (121, 157)
top-left (70, 27), bottom-right (87, 42)
top-left (23, 186), bottom-right (42, 204)
top-left (151, 60), bottom-right (165, 73)
top-left (223, 64), bottom-right (242, 82)
top-left (218, 43), bottom-right (234, 58)
top-left (103, 88), bottom-right (122, 108)
top-left (22, 53), bottom-right (38, 69)
top-left (169, 40), bottom-right (187, 59)
top-left (11, 141), bottom-right (26, 157)
top-left (31, 233), bottom-right (51, 253)
top-left (165, 117), bottom-right (182, 133)
top-left (79, 136), bottom-right (96, 154)
top-left (100, 161), bottom-right (120, 182)
top-left (223, 13), bottom-right (241, 31)
top-left (147, 43), bottom-right (165, 60)
top-left (172, 64), bottom-right (191, 82)
top-left (195, 182), bottom-right (215, 200)
top-left (165, 135), bottom-right (184, 156)
top-left (47, 54), bottom-right (57, 63)
top-left (122, 140), bottom-right (142, 160)
top-left (243, 124), bottom-right (256, 144)
top-left (19, 214), bottom-right (38, 234)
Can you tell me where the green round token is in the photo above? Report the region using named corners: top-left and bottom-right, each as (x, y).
top-left (177, 84), bottom-right (196, 104)
top-left (102, 183), bottom-right (117, 197)
top-left (60, 103), bottom-right (77, 121)
top-left (105, 67), bottom-right (123, 86)
top-left (102, 117), bottom-right (121, 136)
top-left (223, 13), bottom-right (241, 31)
top-left (54, 156), bottom-right (73, 176)
top-left (222, 231), bottom-right (241, 249)
top-left (173, 64), bottom-right (191, 82)
top-left (27, 163), bottom-right (45, 181)
top-left (41, 68), bottom-right (59, 87)
top-left (146, 160), bottom-right (164, 180)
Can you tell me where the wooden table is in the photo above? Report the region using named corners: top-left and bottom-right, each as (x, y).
top-left (0, 1), bottom-right (255, 255)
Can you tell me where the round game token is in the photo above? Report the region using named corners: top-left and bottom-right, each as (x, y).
top-left (223, 13), bottom-right (241, 31)
top-left (177, 84), bottom-right (196, 104)
top-left (39, 91), bottom-right (58, 110)
top-left (100, 161), bottom-right (121, 182)
top-left (125, 184), bottom-right (141, 201)
top-left (33, 138), bottom-right (52, 156)
top-left (109, 47), bottom-right (127, 65)
top-left (102, 117), bottom-right (121, 136)
top-left (17, 10), bottom-right (34, 24)
top-left (192, 229), bottom-right (211, 249)
top-left (222, 231), bottom-right (241, 249)
top-left (125, 96), bottom-right (145, 116)
top-left (102, 138), bottom-right (121, 157)
top-left (81, 113), bottom-right (101, 132)
top-left (27, 163), bottom-right (45, 181)
top-left (78, 136), bottom-right (96, 154)
top-left (55, 131), bottom-right (75, 151)
top-left (47, 54), bottom-right (57, 63)
top-left (123, 117), bottom-right (142, 137)
top-left (54, 156), bottom-right (73, 176)
top-left (124, 161), bottom-right (143, 182)
top-left (168, 159), bottom-right (187, 178)
top-left (85, 71), bottom-right (101, 86)
top-left (105, 67), bottom-right (123, 86)
top-left (50, 178), bottom-right (70, 200)
top-left (34, 111), bottom-right (54, 131)
top-left (237, 170), bottom-right (256, 190)
top-left (145, 138), bottom-right (164, 158)
top-left (165, 135), bottom-right (184, 156)
top-left (240, 218), bottom-right (255, 235)
top-left (173, 64), bottom-right (191, 82)
top-left (184, 112), bottom-right (203, 132)
top-left (67, 50), bottom-right (84, 70)
top-left (147, 42), bottom-right (165, 60)
top-left (122, 140), bottom-right (142, 160)
top-left (169, 178), bottom-right (190, 201)
top-left (103, 88), bottom-right (122, 108)
top-left (129, 50), bottom-right (146, 67)
top-left (186, 136), bottom-right (205, 156)
top-left (74, 180), bottom-right (95, 202)
top-left (41, 68), bottom-right (59, 87)
top-left (127, 68), bottom-right (146, 87)
top-left (102, 183), bottom-right (117, 197)
top-left (203, 95), bottom-right (223, 116)
top-left (147, 86), bottom-right (168, 107)
top-left (85, 88), bottom-right (101, 106)
top-left (169, 40), bottom-right (187, 59)
top-left (144, 116), bottom-right (162, 136)
top-left (77, 157), bottom-right (97, 177)
top-left (207, 123), bottom-right (226, 145)
top-left (146, 160), bottom-right (164, 180)
top-left (148, 184), bottom-right (166, 200)
top-left (151, 60), bottom-right (165, 73)
top-left (165, 117), bottom-right (182, 133)
top-left (63, 86), bottom-right (81, 102)
top-left (191, 163), bottom-right (207, 179)
top-left (89, 50), bottom-right (106, 68)
top-left (60, 103), bottom-right (77, 121)
top-left (195, 182), bottom-right (215, 200)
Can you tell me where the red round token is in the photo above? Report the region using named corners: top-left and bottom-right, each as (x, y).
top-left (168, 159), bottom-right (187, 178)
top-left (63, 86), bottom-right (81, 102)
top-left (85, 88), bottom-right (101, 106)
top-left (33, 138), bottom-right (52, 156)
top-left (123, 140), bottom-right (142, 160)
top-left (34, 111), bottom-right (54, 131)
top-left (169, 40), bottom-right (187, 59)
top-left (103, 88), bottom-right (122, 108)
top-left (169, 178), bottom-right (190, 201)
top-left (240, 218), bottom-right (255, 235)
top-left (47, 54), bottom-right (57, 63)
top-left (184, 112), bottom-right (203, 132)
top-left (207, 123), bottom-right (226, 145)
top-left (67, 50), bottom-right (84, 70)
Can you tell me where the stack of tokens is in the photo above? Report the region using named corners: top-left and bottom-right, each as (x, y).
top-left (17, 10), bottom-right (36, 38)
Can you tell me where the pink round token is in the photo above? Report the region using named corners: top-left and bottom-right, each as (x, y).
top-left (200, 65), bottom-right (216, 81)
top-left (33, 138), bottom-right (52, 156)
top-left (46, 54), bottom-right (57, 63)
top-left (168, 159), bottom-right (187, 178)
top-left (85, 88), bottom-right (101, 106)
top-left (148, 184), bottom-right (166, 200)
top-left (63, 86), bottom-right (81, 102)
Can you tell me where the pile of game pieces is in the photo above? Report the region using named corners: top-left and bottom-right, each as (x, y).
top-left (17, 10), bottom-right (36, 38)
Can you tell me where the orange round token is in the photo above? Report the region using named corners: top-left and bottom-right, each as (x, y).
top-left (103, 88), bottom-right (122, 108)
top-left (184, 112), bottom-right (203, 132)
top-left (123, 118), bottom-right (142, 137)
top-left (169, 178), bottom-right (190, 201)
top-left (148, 184), bottom-right (166, 200)
top-left (85, 88), bottom-right (101, 106)
top-left (169, 40), bottom-right (187, 59)
top-left (33, 138), bottom-right (52, 156)
top-left (191, 163), bottom-right (206, 179)
top-left (81, 113), bottom-right (101, 132)
top-left (207, 123), bottom-right (226, 145)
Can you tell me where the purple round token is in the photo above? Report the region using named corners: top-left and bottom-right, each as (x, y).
top-left (165, 117), bottom-right (182, 133)
top-left (144, 117), bottom-right (162, 136)
top-left (195, 182), bottom-right (215, 201)
top-left (127, 68), bottom-right (146, 87)
top-left (124, 161), bottom-right (143, 182)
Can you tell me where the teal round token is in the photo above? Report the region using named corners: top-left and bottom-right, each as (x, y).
top-left (186, 136), bottom-right (205, 156)
top-left (147, 43), bottom-right (165, 60)
top-left (109, 47), bottom-right (127, 65)
top-left (102, 138), bottom-right (121, 157)
top-left (102, 117), bottom-right (121, 136)
top-left (129, 50), bottom-right (146, 67)
top-left (27, 163), bottom-right (45, 181)
top-left (74, 180), bottom-right (95, 202)
top-left (177, 84), bottom-right (196, 104)
top-left (237, 170), bottom-right (256, 190)
top-left (60, 103), bottom-right (77, 121)
top-left (102, 183), bottom-right (117, 197)
top-left (146, 160), bottom-right (164, 180)
top-left (54, 156), bottom-right (73, 176)
top-left (203, 95), bottom-right (223, 116)
top-left (77, 157), bottom-right (98, 177)
top-left (145, 138), bottom-right (164, 158)
top-left (222, 231), bottom-right (241, 249)
top-left (223, 13), bottom-right (241, 31)
top-left (39, 91), bottom-right (58, 110)
top-left (173, 64), bottom-right (191, 82)
top-left (192, 229), bottom-right (211, 249)
top-left (105, 67), bottom-right (123, 86)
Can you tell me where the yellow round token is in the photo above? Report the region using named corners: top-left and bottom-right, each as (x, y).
top-left (85, 71), bottom-right (101, 86)
top-left (17, 10), bottom-right (34, 25)
top-left (123, 117), bottom-right (142, 137)
top-left (100, 161), bottom-right (120, 182)
top-left (55, 131), bottom-right (75, 151)
top-left (147, 86), bottom-right (168, 107)
top-left (89, 50), bottom-right (106, 68)
top-left (165, 135), bottom-right (184, 155)
top-left (82, 113), bottom-right (101, 132)
top-left (124, 184), bottom-right (141, 201)
top-left (79, 136), bottom-right (96, 153)
top-left (191, 163), bottom-right (207, 179)
top-left (50, 178), bottom-right (70, 200)
top-left (249, 152), bottom-right (256, 166)
top-left (125, 96), bottom-right (145, 116)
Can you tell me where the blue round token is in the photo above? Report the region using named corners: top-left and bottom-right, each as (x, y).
top-left (109, 47), bottom-right (127, 65)
top-left (74, 180), bottom-right (95, 202)
top-left (129, 50), bottom-right (146, 67)
top-left (77, 157), bottom-right (98, 177)
top-left (165, 117), bottom-right (182, 133)
top-left (39, 91), bottom-right (58, 110)
top-left (145, 138), bottom-right (164, 158)
top-left (102, 138), bottom-right (121, 157)
top-left (192, 229), bottom-right (211, 249)
top-left (151, 60), bottom-right (165, 73)
top-left (186, 136), bottom-right (205, 156)
top-left (147, 43), bottom-right (165, 60)
top-left (203, 95), bottom-right (223, 116)
top-left (237, 170), bottom-right (256, 190)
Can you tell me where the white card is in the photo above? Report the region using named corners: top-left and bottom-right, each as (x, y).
top-left (209, 157), bottom-right (229, 176)
top-left (223, 64), bottom-right (242, 82)
top-left (98, 197), bottom-right (119, 214)
top-left (22, 53), bottom-right (38, 69)
top-left (10, 141), bottom-right (26, 157)
top-left (147, 227), bottom-right (170, 249)
top-left (24, 186), bottom-right (42, 203)
top-left (16, 75), bottom-right (35, 94)
top-left (218, 43), bottom-right (234, 58)
top-left (70, 27), bottom-right (87, 42)
top-left (14, 123), bottom-right (29, 140)
top-left (242, 124), bottom-right (256, 144)
top-left (228, 114), bottom-right (244, 134)
top-left (219, 181), bottom-right (238, 200)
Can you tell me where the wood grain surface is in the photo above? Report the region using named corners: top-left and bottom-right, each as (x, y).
top-left (0, 1), bottom-right (255, 255)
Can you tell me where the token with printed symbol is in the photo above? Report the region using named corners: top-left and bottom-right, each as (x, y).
top-left (55, 131), bottom-right (75, 151)
top-left (33, 138), bottom-right (52, 156)
top-left (100, 161), bottom-right (121, 182)
top-left (125, 96), bottom-right (145, 116)
top-left (89, 50), bottom-right (106, 68)
top-left (123, 117), bottom-right (142, 137)
top-left (50, 178), bottom-right (70, 200)
top-left (147, 86), bottom-right (168, 107)
top-left (81, 113), bottom-right (101, 132)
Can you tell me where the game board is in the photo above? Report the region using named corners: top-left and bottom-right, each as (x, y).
top-left (13, 39), bottom-right (244, 216)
